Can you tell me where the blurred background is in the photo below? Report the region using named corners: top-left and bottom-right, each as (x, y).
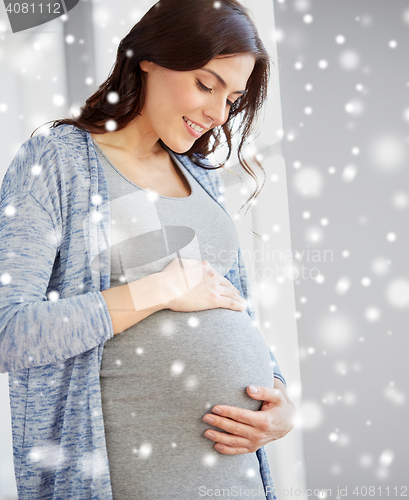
top-left (272, 0), bottom-right (409, 495)
top-left (0, 0), bottom-right (408, 499)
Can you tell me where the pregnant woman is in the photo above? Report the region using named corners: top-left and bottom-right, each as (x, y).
top-left (0, 0), bottom-right (295, 498)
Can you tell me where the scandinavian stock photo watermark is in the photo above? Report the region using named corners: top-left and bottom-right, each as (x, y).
top-left (197, 485), bottom-right (408, 498)
top-left (203, 244), bottom-right (335, 282)
top-left (197, 484), bottom-right (339, 498)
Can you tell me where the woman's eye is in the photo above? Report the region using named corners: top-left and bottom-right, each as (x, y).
top-left (196, 79), bottom-right (237, 109)
top-left (195, 80), bottom-right (212, 93)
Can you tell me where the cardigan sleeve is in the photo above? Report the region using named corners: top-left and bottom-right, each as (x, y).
top-left (0, 190), bottom-right (114, 373)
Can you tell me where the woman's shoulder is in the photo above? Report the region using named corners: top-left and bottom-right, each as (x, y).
top-left (1, 124), bottom-right (90, 206)
top-left (20, 124), bottom-right (89, 163)
top-left (23, 123), bottom-right (85, 148)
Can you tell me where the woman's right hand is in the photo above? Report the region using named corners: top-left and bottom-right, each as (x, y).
top-left (159, 258), bottom-right (248, 313)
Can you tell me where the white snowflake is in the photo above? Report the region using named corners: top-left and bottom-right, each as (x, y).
top-left (364, 306), bottom-right (381, 322)
top-left (91, 210), bottom-right (103, 222)
top-left (138, 443), bottom-right (152, 459)
top-left (31, 164), bottom-right (42, 176)
top-left (53, 94), bottom-right (65, 107)
top-left (359, 454), bottom-right (373, 468)
top-left (293, 167), bottom-right (323, 197)
top-left (295, 400), bottom-right (323, 430)
top-left (170, 360), bottom-right (184, 376)
top-left (185, 375), bottom-right (198, 390)
top-left (379, 450), bottom-right (394, 467)
top-left (319, 314), bottom-right (354, 349)
top-left (105, 119), bottom-right (117, 132)
top-left (370, 257), bottom-right (390, 276)
top-left (392, 191), bottom-right (408, 210)
top-left (339, 50), bottom-right (360, 70)
top-left (305, 226), bottom-right (323, 244)
top-left (342, 164), bottom-right (358, 182)
top-left (203, 452), bottom-right (218, 466)
top-left (369, 134), bottom-right (406, 171)
top-left (91, 194), bottom-right (103, 206)
top-left (385, 278), bottom-right (409, 308)
top-left (107, 91), bottom-right (119, 104)
top-left (187, 315), bottom-right (199, 327)
top-left (47, 291), bottom-right (60, 302)
top-left (384, 384), bottom-right (406, 406)
top-left (328, 432), bottom-right (338, 442)
top-left (294, 0), bottom-right (310, 12)
top-left (4, 205), bottom-right (16, 216)
top-left (345, 99), bottom-right (364, 116)
top-left (28, 443), bottom-right (62, 469)
top-left (1, 273), bottom-right (12, 285)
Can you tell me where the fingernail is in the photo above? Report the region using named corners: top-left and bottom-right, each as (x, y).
top-left (249, 385), bottom-right (258, 394)
top-left (205, 431), bottom-right (215, 438)
top-left (215, 444), bottom-right (224, 451)
top-left (213, 407), bottom-right (222, 414)
top-left (203, 415), bottom-right (214, 424)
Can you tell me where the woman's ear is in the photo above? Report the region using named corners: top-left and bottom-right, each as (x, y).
top-left (139, 60), bottom-right (152, 73)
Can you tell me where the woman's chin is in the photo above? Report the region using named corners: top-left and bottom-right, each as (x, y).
top-left (161, 137), bottom-right (196, 154)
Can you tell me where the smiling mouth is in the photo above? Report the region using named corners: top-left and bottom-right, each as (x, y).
top-left (183, 117), bottom-right (205, 133)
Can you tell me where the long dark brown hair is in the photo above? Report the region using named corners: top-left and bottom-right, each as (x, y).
top-left (33, 0), bottom-right (272, 239)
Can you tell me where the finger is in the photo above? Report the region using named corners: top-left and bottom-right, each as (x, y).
top-left (213, 443), bottom-right (252, 455)
top-left (217, 281), bottom-right (247, 307)
top-left (203, 413), bottom-right (255, 439)
top-left (217, 295), bottom-right (247, 311)
top-left (204, 429), bottom-right (250, 450)
top-left (246, 385), bottom-right (284, 404)
top-left (220, 277), bottom-right (241, 296)
top-left (220, 278), bottom-right (244, 300)
top-left (208, 405), bottom-right (261, 427)
top-left (219, 285), bottom-right (246, 304)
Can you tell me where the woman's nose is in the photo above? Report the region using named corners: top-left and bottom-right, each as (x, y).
top-left (205, 98), bottom-right (229, 127)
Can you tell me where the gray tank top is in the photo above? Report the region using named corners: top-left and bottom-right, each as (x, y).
top-left (94, 139), bottom-right (274, 499)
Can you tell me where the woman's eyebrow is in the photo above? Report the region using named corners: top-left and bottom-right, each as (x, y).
top-left (199, 68), bottom-right (246, 95)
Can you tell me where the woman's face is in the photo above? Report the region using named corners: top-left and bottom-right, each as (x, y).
top-left (139, 53), bottom-right (256, 153)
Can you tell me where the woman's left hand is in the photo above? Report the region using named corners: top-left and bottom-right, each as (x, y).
top-left (202, 379), bottom-right (296, 454)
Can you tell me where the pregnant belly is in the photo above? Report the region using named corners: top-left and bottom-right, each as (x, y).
top-left (101, 307), bottom-right (274, 420)
top-left (100, 308), bottom-right (274, 498)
